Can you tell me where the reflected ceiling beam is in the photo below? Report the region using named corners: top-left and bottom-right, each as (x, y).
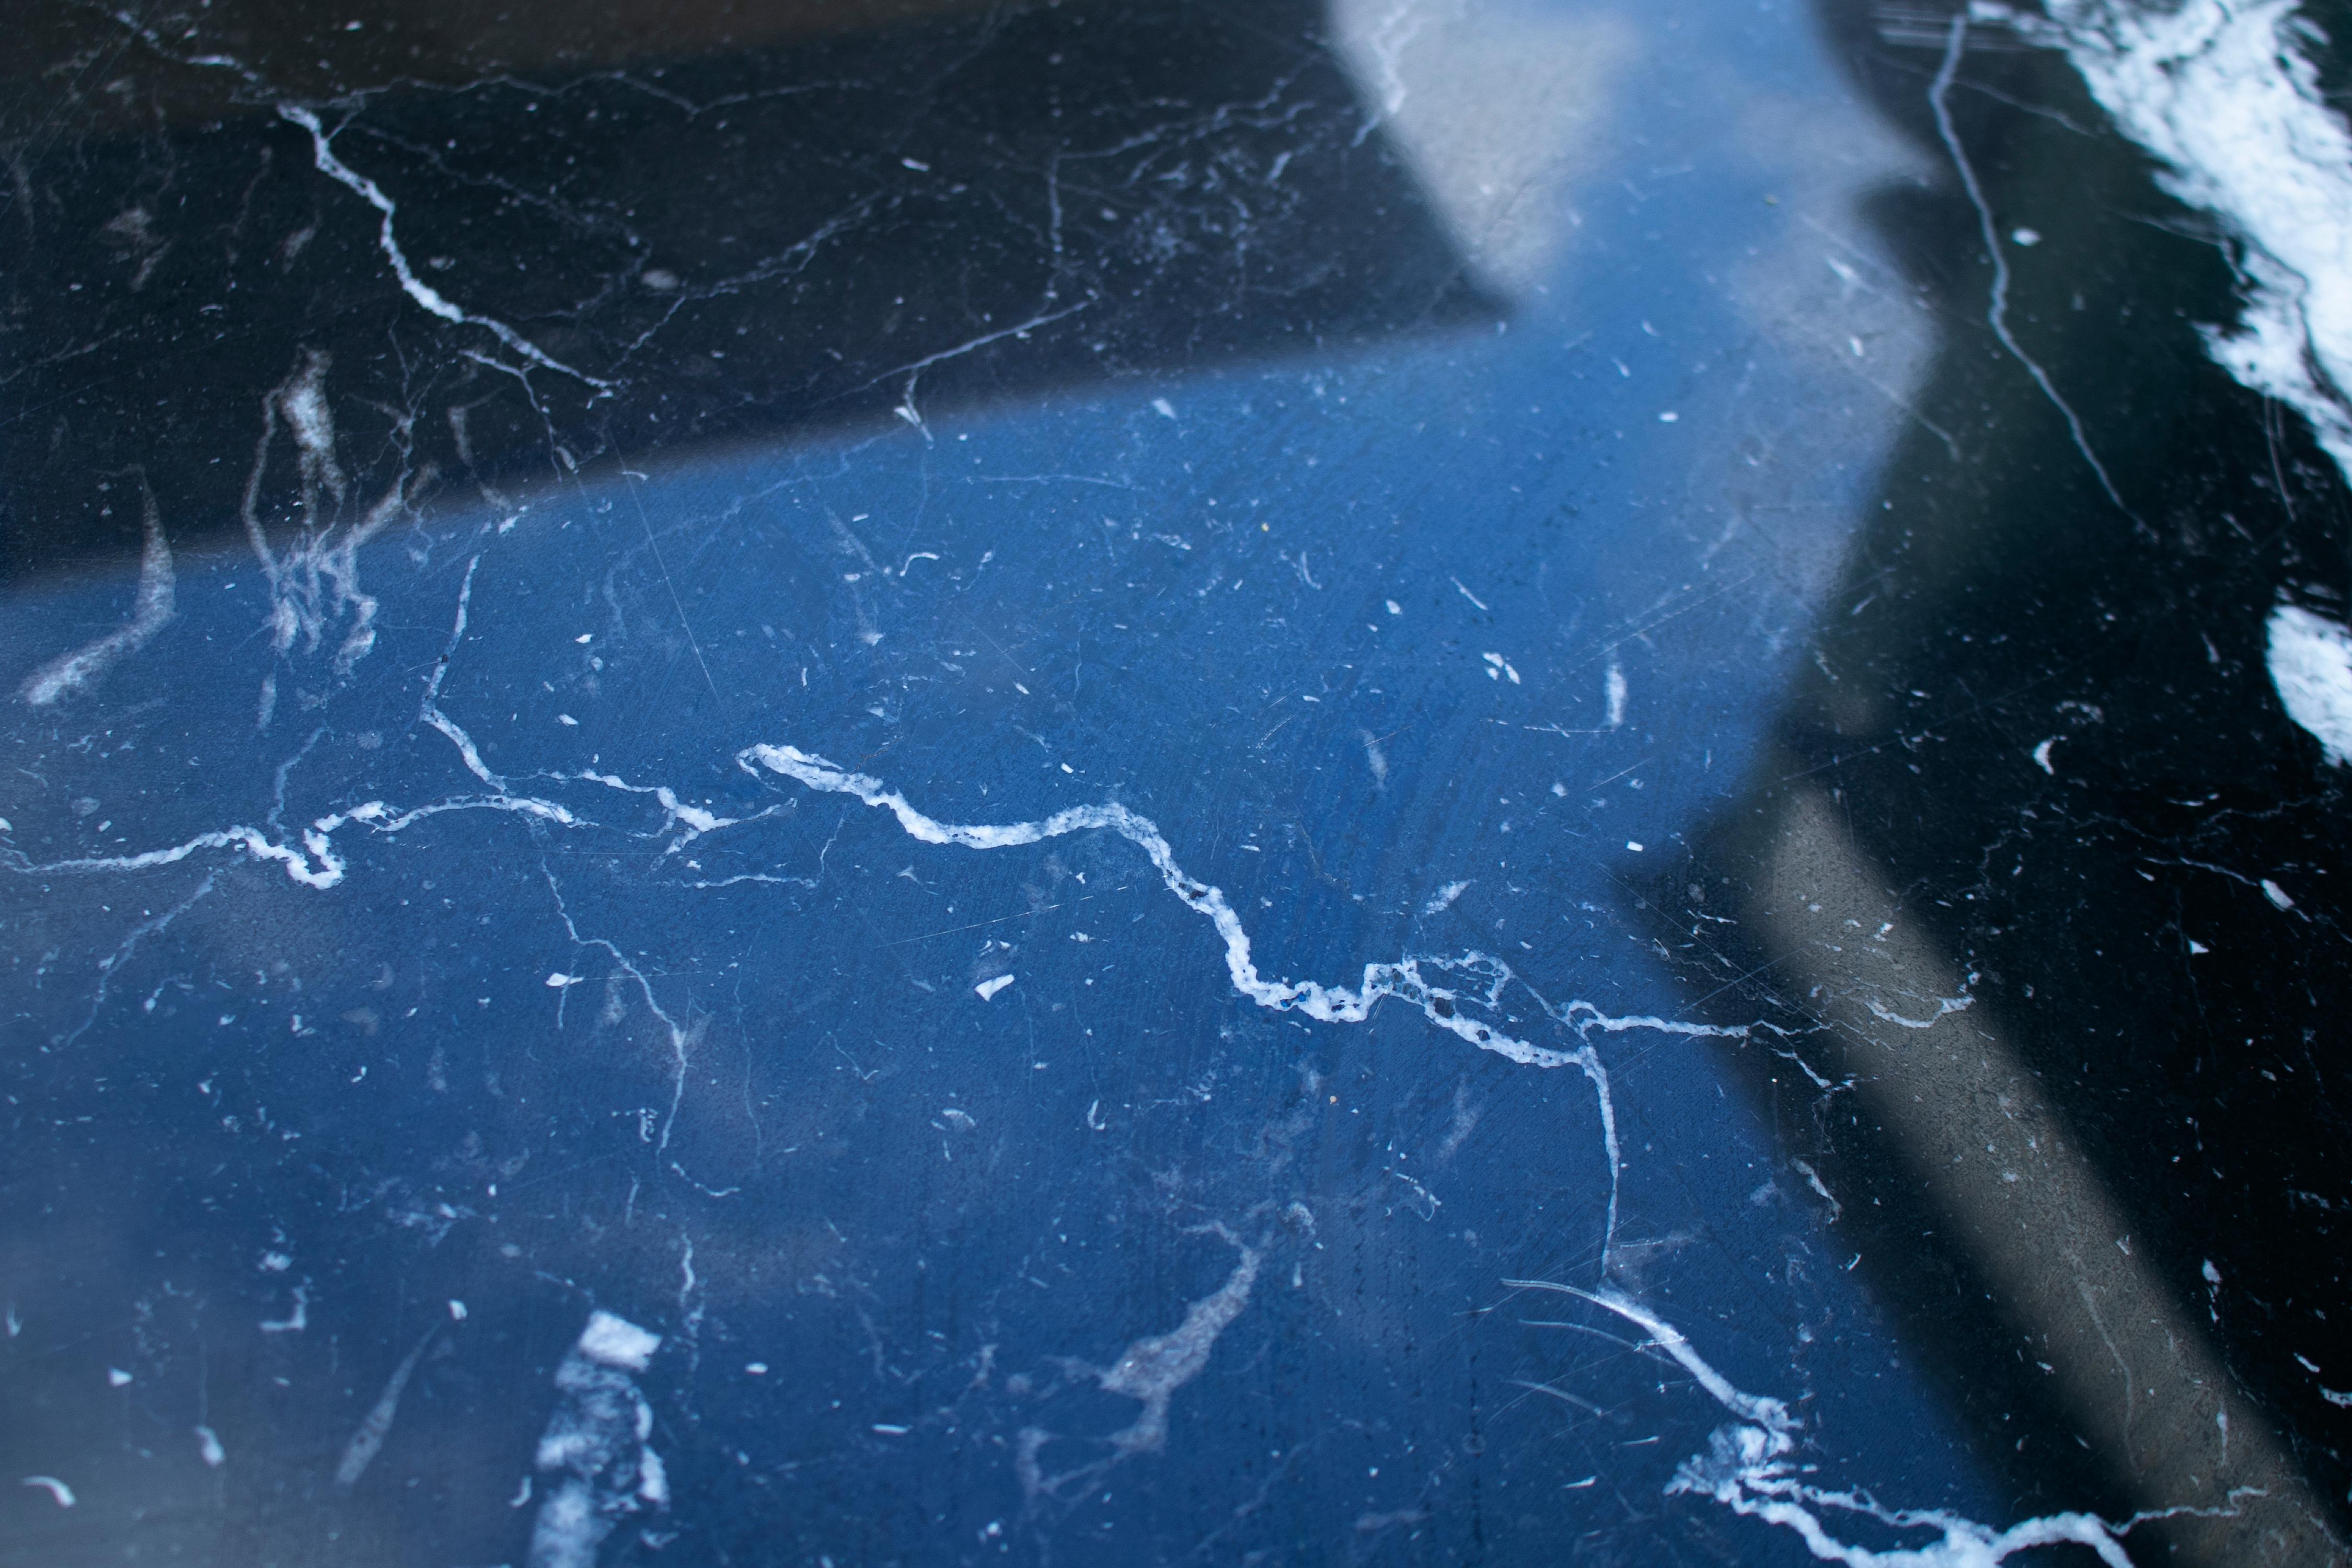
top-left (1747, 762), bottom-right (2342, 1565)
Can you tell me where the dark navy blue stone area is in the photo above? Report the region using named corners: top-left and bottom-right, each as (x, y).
top-left (4, 1), bottom-right (2349, 1565)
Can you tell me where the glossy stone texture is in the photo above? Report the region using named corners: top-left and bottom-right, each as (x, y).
top-left (1, 0), bottom-right (2347, 1564)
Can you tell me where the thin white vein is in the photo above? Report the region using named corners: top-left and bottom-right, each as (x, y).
top-left (57, 870), bottom-right (217, 1050)
top-left (420, 556), bottom-right (500, 786)
top-left (1553, 1004), bottom-right (1759, 1042)
top-left (1930, 15), bottom-right (2132, 517)
top-left (423, 712), bottom-right (497, 783)
top-left (14, 724), bottom-right (1754, 1269)
top-left (5, 794), bottom-right (578, 891)
top-left (21, 478), bottom-right (174, 706)
top-left (1507, 1279), bottom-right (2135, 1566)
top-left (1865, 992), bottom-right (1977, 1029)
top-left (736, 741), bottom-right (1639, 1250)
top-left (11, 813), bottom-right (364, 889)
top-left (570, 770), bottom-right (750, 851)
top-left (741, 744), bottom-right (1579, 1062)
top-left (277, 106), bottom-right (610, 388)
top-left (1506, 1280), bottom-right (1794, 1433)
top-left (878, 301), bottom-right (1091, 427)
top-left (544, 867), bottom-right (694, 1153)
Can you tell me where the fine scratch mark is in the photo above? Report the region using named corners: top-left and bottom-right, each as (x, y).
top-left (22, 475), bottom-right (174, 706)
top-left (277, 106), bottom-right (609, 389)
top-left (2077, 1276), bottom-right (2140, 1463)
top-left (1929, 16), bottom-right (2132, 518)
top-left (622, 471), bottom-right (721, 705)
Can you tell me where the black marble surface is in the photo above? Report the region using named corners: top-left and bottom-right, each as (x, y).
top-left (2, 0), bottom-right (2348, 1564)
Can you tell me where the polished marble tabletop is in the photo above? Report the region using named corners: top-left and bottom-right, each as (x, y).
top-left (2, 0), bottom-right (2349, 1563)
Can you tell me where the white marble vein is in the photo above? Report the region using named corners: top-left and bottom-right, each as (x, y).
top-left (1992, 0), bottom-right (2352, 484)
top-left (240, 352), bottom-right (411, 675)
top-left (1508, 1280), bottom-right (2138, 1566)
top-left (1931, 15), bottom-right (2132, 516)
top-left (278, 107), bottom-right (611, 389)
top-left (736, 740), bottom-right (1641, 1250)
top-left (20, 479), bottom-right (174, 707)
top-left (2267, 601), bottom-right (2352, 764)
top-left (1096, 1230), bottom-right (1261, 1456)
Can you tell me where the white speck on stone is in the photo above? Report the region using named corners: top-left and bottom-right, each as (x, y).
top-left (975, 974), bottom-right (1014, 1000)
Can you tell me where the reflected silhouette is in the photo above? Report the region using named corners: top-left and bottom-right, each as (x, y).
top-left (1, 0), bottom-right (1495, 583)
top-left (1665, 0), bottom-right (2352, 1559)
